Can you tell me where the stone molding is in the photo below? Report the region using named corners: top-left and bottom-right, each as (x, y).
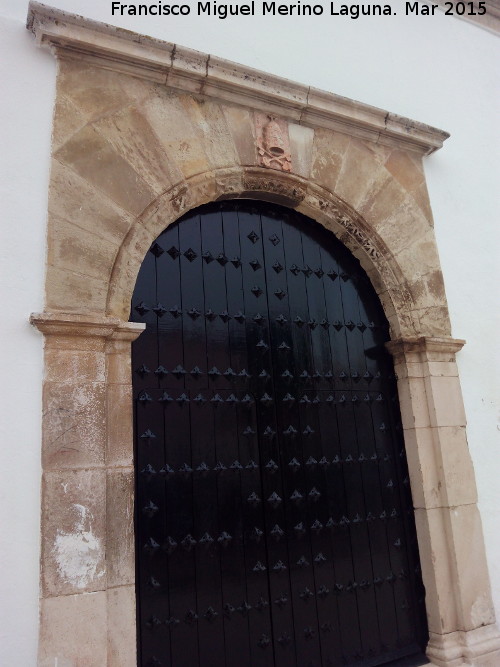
top-left (27, 1), bottom-right (449, 155)
top-left (108, 167), bottom-right (413, 338)
top-left (26, 7), bottom-right (500, 665)
top-left (30, 311), bottom-right (145, 341)
top-left (428, 0), bottom-right (500, 35)
top-left (386, 336), bottom-right (466, 361)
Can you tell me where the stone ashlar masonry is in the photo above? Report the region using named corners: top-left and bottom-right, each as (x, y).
top-left (27, 2), bottom-right (500, 666)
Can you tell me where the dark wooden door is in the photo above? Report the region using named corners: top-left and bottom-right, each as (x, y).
top-left (131, 201), bottom-right (427, 667)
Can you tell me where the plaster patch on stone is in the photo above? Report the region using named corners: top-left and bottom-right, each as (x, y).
top-left (54, 503), bottom-right (104, 589)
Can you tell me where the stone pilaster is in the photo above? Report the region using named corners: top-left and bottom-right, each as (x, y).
top-left (31, 313), bottom-right (144, 667)
top-left (386, 337), bottom-right (500, 667)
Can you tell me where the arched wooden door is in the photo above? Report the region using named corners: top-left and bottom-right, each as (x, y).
top-left (131, 201), bottom-right (428, 667)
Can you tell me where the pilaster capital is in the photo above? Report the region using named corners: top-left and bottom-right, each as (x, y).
top-left (386, 336), bottom-right (465, 364)
top-left (30, 312), bottom-right (145, 342)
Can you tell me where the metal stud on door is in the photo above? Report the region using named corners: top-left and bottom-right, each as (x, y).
top-left (131, 201), bottom-right (428, 667)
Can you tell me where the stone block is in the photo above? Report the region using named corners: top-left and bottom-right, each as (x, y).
top-left (394, 229), bottom-right (442, 283)
top-left (106, 470), bottom-right (135, 588)
top-left (52, 92), bottom-right (87, 153)
top-left (93, 105), bottom-right (183, 195)
top-left (384, 149), bottom-right (425, 195)
top-left (41, 469), bottom-right (106, 597)
top-left (408, 270), bottom-right (448, 311)
top-left (288, 123), bottom-right (315, 178)
top-left (39, 591), bottom-right (107, 667)
top-left (415, 306), bottom-right (452, 338)
top-left (223, 105), bottom-right (257, 165)
top-left (107, 586), bottom-right (136, 667)
top-left (425, 375), bottom-right (467, 428)
top-left (373, 201), bottom-right (431, 259)
top-left (414, 507), bottom-right (459, 634)
top-left (358, 175), bottom-right (408, 226)
top-left (44, 348), bottom-right (106, 385)
top-left (334, 139), bottom-right (391, 211)
top-left (107, 347), bottom-right (133, 386)
top-left (57, 59), bottom-right (152, 126)
top-left (426, 361), bottom-right (459, 378)
top-left (45, 265), bottom-right (108, 315)
top-left (181, 96), bottom-right (239, 170)
top-left (403, 427), bottom-right (442, 509)
top-left (310, 128), bottom-right (350, 193)
top-left (433, 426), bottom-right (477, 507)
top-left (143, 92), bottom-right (211, 179)
top-left (55, 125), bottom-right (156, 216)
top-left (396, 375), bottom-right (431, 429)
top-left (42, 381), bottom-right (106, 470)
top-left (448, 504), bottom-right (496, 631)
top-left (49, 159), bottom-right (135, 246)
top-left (106, 383), bottom-right (134, 467)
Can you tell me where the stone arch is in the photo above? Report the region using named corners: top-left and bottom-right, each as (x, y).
top-left (108, 167), bottom-right (425, 341)
top-left (28, 5), bottom-right (500, 666)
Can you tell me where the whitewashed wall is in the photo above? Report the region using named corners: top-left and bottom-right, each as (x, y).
top-left (0, 2), bottom-right (498, 664)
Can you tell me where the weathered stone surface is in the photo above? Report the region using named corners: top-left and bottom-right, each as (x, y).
top-left (394, 229), bottom-right (443, 283)
top-left (106, 470), bottom-right (134, 588)
top-left (44, 347), bottom-right (106, 384)
top-left (367, 191), bottom-right (432, 258)
top-left (47, 214), bottom-right (119, 284)
top-left (55, 125), bottom-right (156, 216)
top-left (142, 92), bottom-right (211, 178)
top-left (27, 8), bottom-right (499, 664)
top-left (449, 504), bottom-right (496, 631)
top-left (396, 375), bottom-right (431, 430)
top-left (107, 586), bottom-right (136, 667)
top-left (407, 270), bottom-right (448, 313)
top-left (49, 159), bottom-right (135, 246)
top-left (57, 58), bottom-right (152, 127)
top-left (182, 96), bottom-right (239, 170)
top-left (106, 342), bottom-right (133, 386)
top-left (310, 128), bottom-right (350, 193)
top-left (384, 149), bottom-right (425, 195)
top-left (223, 105), bottom-right (257, 165)
top-left (288, 122), bottom-right (314, 178)
top-left (46, 265), bottom-right (108, 314)
top-left (415, 306), bottom-right (452, 337)
top-left (433, 426), bottom-right (477, 507)
top-left (42, 381), bottom-right (106, 470)
top-left (403, 426), bottom-right (442, 509)
top-left (42, 470), bottom-right (106, 596)
top-left (107, 248), bottom-right (144, 320)
top-left (414, 506), bottom-right (460, 634)
top-left (39, 591), bottom-right (107, 667)
top-left (403, 425), bottom-right (477, 510)
top-left (52, 92), bottom-right (87, 154)
top-left (106, 383), bottom-right (133, 467)
top-left (92, 105), bottom-right (183, 195)
top-left (385, 149), bottom-right (432, 224)
top-left (334, 138), bottom-right (392, 211)
top-left (425, 374), bottom-right (467, 428)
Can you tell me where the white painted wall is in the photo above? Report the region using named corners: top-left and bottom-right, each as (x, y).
top-left (0, 1), bottom-right (498, 664)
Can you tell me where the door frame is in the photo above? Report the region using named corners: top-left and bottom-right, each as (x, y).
top-left (29, 4), bottom-right (500, 666)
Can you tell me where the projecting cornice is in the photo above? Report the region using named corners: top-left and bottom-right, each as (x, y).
top-left (27, 1), bottom-right (449, 155)
top-left (428, 0), bottom-right (500, 35)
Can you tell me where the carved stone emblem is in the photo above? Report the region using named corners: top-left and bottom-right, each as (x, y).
top-left (255, 113), bottom-right (292, 172)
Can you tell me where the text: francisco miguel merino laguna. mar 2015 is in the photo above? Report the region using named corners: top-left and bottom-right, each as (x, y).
top-left (110, 2), bottom-right (488, 19)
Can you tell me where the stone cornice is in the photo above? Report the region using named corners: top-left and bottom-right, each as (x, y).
top-left (386, 336), bottom-right (466, 363)
top-left (30, 312), bottom-right (145, 340)
top-left (27, 2), bottom-right (449, 155)
top-left (428, 1), bottom-right (500, 35)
